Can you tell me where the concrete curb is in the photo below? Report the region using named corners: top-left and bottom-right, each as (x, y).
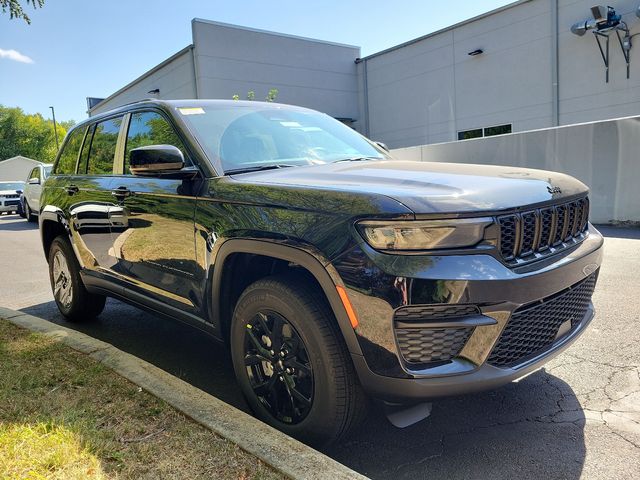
top-left (0, 307), bottom-right (368, 480)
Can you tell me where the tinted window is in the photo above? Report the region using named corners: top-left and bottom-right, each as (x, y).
top-left (54, 126), bottom-right (85, 174)
top-left (125, 111), bottom-right (189, 173)
top-left (87, 117), bottom-right (122, 175)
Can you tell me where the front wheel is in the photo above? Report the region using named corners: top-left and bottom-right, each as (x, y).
top-left (48, 236), bottom-right (106, 322)
top-left (230, 274), bottom-right (366, 447)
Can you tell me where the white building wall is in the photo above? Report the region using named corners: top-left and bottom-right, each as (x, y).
top-left (191, 19), bottom-right (360, 122)
top-left (558, 0), bottom-right (640, 125)
top-left (362, 0), bottom-right (554, 149)
top-left (90, 47), bottom-right (196, 116)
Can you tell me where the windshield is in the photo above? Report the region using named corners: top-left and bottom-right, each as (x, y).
top-left (179, 105), bottom-right (388, 174)
top-left (0, 182), bottom-right (25, 191)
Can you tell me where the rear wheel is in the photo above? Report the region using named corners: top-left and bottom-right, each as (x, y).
top-left (24, 201), bottom-right (36, 222)
top-left (48, 236), bottom-right (106, 322)
top-left (230, 274), bottom-right (366, 447)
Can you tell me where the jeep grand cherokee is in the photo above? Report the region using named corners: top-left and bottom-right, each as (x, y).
top-left (39, 99), bottom-right (603, 445)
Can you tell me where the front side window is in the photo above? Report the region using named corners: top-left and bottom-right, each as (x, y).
top-left (180, 105), bottom-right (387, 174)
top-left (86, 117), bottom-right (122, 175)
top-left (54, 126), bottom-right (86, 174)
top-left (124, 111), bottom-right (189, 173)
top-left (29, 167), bottom-right (40, 181)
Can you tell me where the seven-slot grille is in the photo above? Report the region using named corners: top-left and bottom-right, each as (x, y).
top-left (498, 197), bottom-right (589, 263)
top-left (487, 273), bottom-right (597, 368)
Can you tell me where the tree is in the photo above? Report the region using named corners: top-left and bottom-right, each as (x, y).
top-left (232, 88), bottom-right (279, 102)
top-left (0, 105), bottom-right (71, 161)
top-left (0, 0), bottom-right (44, 24)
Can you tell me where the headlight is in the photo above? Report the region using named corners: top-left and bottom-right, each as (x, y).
top-left (356, 218), bottom-right (493, 251)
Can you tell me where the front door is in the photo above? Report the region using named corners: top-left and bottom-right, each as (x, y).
top-left (108, 110), bottom-right (201, 314)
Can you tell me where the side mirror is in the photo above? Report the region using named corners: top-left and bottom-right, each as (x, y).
top-left (28, 177), bottom-right (40, 185)
top-left (375, 141), bottom-right (390, 152)
top-left (129, 144), bottom-right (187, 176)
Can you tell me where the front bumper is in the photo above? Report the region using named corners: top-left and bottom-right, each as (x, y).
top-left (333, 224), bottom-right (604, 402)
top-left (0, 200), bottom-right (20, 212)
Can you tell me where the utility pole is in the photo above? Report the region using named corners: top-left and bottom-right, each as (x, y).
top-left (49, 106), bottom-right (59, 150)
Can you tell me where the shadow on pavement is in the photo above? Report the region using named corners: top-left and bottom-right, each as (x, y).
top-left (595, 224), bottom-right (640, 240)
top-left (326, 370), bottom-right (585, 479)
top-left (0, 216), bottom-right (38, 231)
top-left (20, 299), bottom-right (586, 480)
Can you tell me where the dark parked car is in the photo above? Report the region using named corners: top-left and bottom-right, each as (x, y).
top-left (39, 100), bottom-right (603, 445)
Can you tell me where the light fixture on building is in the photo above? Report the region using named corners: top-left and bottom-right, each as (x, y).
top-left (148, 88), bottom-right (160, 95)
top-left (468, 49), bottom-right (484, 56)
top-left (570, 5), bottom-right (632, 82)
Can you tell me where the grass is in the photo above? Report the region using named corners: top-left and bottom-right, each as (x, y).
top-left (0, 319), bottom-right (284, 480)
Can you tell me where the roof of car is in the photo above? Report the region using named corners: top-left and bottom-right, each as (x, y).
top-left (77, 99), bottom-right (314, 129)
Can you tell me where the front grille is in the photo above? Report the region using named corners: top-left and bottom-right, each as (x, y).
top-left (394, 304), bottom-right (479, 366)
top-left (395, 304), bottom-right (480, 321)
top-left (488, 273), bottom-right (597, 368)
top-left (4, 200), bottom-right (19, 206)
top-left (396, 328), bottom-right (472, 364)
top-left (3, 194), bottom-right (19, 199)
top-left (498, 197), bottom-right (589, 264)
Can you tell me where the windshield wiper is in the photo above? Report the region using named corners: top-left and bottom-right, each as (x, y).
top-left (332, 156), bottom-right (382, 163)
top-left (225, 164), bottom-right (295, 175)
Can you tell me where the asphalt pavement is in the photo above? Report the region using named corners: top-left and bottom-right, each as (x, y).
top-left (1, 213), bottom-right (639, 479)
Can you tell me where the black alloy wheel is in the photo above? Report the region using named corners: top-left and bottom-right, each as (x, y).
top-left (243, 310), bottom-right (314, 425)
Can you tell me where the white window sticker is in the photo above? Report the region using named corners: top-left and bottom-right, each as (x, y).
top-left (179, 107), bottom-right (205, 115)
top-left (279, 121), bottom-right (301, 127)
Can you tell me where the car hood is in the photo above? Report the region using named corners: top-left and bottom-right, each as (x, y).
top-left (232, 160), bottom-right (588, 214)
top-left (0, 190), bottom-right (20, 195)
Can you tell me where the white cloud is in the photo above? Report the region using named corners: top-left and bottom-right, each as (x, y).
top-left (0, 48), bottom-right (34, 64)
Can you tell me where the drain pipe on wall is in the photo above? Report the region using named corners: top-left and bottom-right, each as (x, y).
top-left (551, 0), bottom-right (560, 126)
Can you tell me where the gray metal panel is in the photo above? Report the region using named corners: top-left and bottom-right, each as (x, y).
top-left (191, 19), bottom-right (360, 121)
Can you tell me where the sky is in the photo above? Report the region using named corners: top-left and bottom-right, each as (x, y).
top-left (0, 0), bottom-right (515, 123)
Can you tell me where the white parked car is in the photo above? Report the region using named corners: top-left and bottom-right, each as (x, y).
top-left (23, 163), bottom-right (53, 222)
top-left (0, 181), bottom-right (25, 215)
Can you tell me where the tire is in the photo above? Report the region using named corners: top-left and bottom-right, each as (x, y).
top-left (48, 236), bottom-right (106, 322)
top-left (230, 273), bottom-right (367, 447)
top-left (24, 201), bottom-right (36, 223)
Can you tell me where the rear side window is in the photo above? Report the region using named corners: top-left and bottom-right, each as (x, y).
top-left (54, 126), bottom-right (85, 174)
top-left (124, 111), bottom-right (190, 173)
top-left (86, 117), bottom-right (123, 175)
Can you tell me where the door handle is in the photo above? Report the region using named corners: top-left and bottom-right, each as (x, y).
top-left (111, 186), bottom-right (132, 200)
top-left (64, 184), bottom-right (79, 195)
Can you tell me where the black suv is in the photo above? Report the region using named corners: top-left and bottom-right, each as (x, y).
top-left (40, 99), bottom-right (603, 445)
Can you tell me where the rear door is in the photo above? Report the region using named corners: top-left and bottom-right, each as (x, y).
top-left (108, 110), bottom-right (201, 314)
top-left (67, 115), bottom-right (125, 273)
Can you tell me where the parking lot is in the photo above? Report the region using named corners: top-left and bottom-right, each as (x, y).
top-left (1, 213), bottom-right (639, 479)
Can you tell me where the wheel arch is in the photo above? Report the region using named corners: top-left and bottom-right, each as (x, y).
top-left (39, 206), bottom-right (70, 261)
top-left (211, 239), bottom-right (363, 357)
